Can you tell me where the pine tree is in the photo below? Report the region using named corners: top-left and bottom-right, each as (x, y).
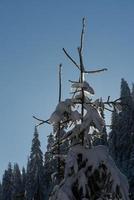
top-left (2, 163), bottom-right (13, 200)
top-left (44, 133), bottom-right (57, 200)
top-left (25, 127), bottom-right (44, 200)
top-left (109, 79), bottom-right (133, 176)
top-left (109, 110), bottom-right (121, 166)
top-left (120, 78), bottom-right (133, 111)
top-left (12, 163), bottom-right (23, 200)
top-left (109, 79), bottom-right (134, 199)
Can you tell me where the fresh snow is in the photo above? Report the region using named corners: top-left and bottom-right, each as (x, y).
top-left (49, 145), bottom-right (130, 200)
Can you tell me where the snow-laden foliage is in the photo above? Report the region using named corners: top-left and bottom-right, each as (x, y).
top-left (71, 81), bottom-right (95, 95)
top-left (49, 145), bottom-right (130, 200)
top-left (50, 81), bottom-right (105, 149)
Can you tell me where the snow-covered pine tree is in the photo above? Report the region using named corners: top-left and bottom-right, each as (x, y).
top-left (2, 163), bottom-right (13, 200)
top-left (46, 19), bottom-right (130, 200)
top-left (12, 163), bottom-right (23, 200)
top-left (25, 126), bottom-right (44, 200)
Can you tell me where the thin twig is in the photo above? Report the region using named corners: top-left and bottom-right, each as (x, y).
top-left (63, 48), bottom-right (80, 70)
top-left (69, 80), bottom-right (79, 84)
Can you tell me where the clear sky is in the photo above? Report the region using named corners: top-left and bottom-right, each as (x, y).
top-left (0, 0), bottom-right (134, 178)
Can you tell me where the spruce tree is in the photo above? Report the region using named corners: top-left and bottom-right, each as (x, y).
top-left (2, 163), bottom-right (13, 200)
top-left (109, 79), bottom-right (133, 176)
top-left (109, 79), bottom-right (134, 198)
top-left (12, 163), bottom-right (23, 200)
top-left (44, 133), bottom-right (57, 200)
top-left (25, 127), bottom-right (44, 200)
top-left (109, 110), bottom-right (120, 163)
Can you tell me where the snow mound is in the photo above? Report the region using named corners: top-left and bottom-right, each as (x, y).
top-left (49, 145), bottom-right (130, 200)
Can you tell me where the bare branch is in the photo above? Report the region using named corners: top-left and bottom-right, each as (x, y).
top-left (84, 68), bottom-right (108, 74)
top-left (103, 101), bottom-right (121, 105)
top-left (114, 97), bottom-right (122, 102)
top-left (62, 48), bottom-right (80, 70)
top-left (33, 116), bottom-right (50, 127)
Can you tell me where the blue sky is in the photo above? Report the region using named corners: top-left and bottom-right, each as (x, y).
top-left (0, 0), bottom-right (134, 178)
